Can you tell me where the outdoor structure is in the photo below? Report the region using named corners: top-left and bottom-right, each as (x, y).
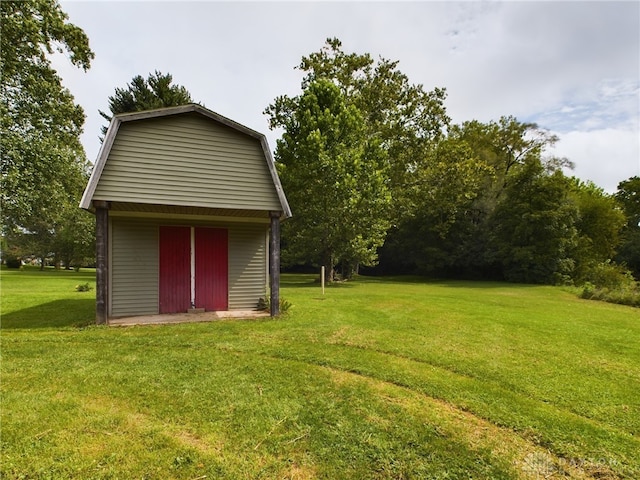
top-left (80, 104), bottom-right (291, 324)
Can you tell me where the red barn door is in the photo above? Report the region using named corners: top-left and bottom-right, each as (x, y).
top-left (195, 227), bottom-right (228, 311)
top-left (159, 226), bottom-right (191, 313)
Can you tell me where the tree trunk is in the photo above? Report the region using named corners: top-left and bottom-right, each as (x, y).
top-left (323, 252), bottom-right (335, 283)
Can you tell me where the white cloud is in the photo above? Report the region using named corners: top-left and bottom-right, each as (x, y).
top-left (553, 127), bottom-right (640, 193)
top-left (528, 78), bottom-right (640, 133)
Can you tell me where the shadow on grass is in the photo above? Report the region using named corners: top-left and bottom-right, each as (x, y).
top-left (357, 274), bottom-right (539, 289)
top-left (1, 299), bottom-right (95, 329)
top-left (280, 273), bottom-right (522, 290)
top-left (1, 265), bottom-right (96, 277)
top-left (280, 274), bottom-right (357, 289)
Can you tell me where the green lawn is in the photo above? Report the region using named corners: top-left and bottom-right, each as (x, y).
top-left (1, 268), bottom-right (639, 479)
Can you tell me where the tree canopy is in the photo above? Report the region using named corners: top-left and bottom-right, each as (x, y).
top-left (615, 176), bottom-right (640, 277)
top-left (1, 0), bottom-right (95, 268)
top-left (301, 39), bottom-right (449, 209)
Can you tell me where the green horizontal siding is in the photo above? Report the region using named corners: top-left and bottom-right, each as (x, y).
top-left (228, 224), bottom-right (267, 310)
top-left (93, 113), bottom-right (282, 211)
top-left (111, 219), bottom-right (159, 317)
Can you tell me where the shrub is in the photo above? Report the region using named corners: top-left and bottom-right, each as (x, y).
top-left (75, 283), bottom-right (93, 292)
top-left (580, 282), bottom-right (596, 299)
top-left (4, 256), bottom-right (21, 269)
top-left (279, 298), bottom-right (293, 314)
top-left (257, 296), bottom-right (292, 315)
top-left (579, 262), bottom-right (640, 307)
top-left (586, 261), bottom-right (634, 290)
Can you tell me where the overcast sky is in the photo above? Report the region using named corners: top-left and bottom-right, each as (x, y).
top-left (54, 0), bottom-right (639, 193)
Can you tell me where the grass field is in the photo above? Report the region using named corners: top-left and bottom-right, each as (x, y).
top-left (1, 267), bottom-right (639, 479)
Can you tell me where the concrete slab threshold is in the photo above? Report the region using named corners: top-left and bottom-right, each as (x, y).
top-left (108, 310), bottom-right (270, 327)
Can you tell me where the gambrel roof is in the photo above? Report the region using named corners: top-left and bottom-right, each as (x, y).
top-left (80, 104), bottom-right (291, 218)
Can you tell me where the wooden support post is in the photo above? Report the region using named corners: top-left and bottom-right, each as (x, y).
top-left (269, 211), bottom-right (281, 316)
top-left (94, 201), bottom-right (109, 324)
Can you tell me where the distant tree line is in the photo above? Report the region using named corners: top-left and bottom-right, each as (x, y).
top-left (267, 38), bottom-right (640, 293)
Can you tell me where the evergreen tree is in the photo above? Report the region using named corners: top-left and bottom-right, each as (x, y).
top-left (99, 70), bottom-right (193, 136)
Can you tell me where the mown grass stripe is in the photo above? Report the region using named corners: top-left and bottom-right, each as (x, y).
top-left (251, 342), bottom-right (639, 478)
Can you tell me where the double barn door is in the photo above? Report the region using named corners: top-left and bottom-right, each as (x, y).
top-left (159, 226), bottom-right (228, 313)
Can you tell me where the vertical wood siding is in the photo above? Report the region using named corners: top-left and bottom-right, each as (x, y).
top-left (159, 226), bottom-right (191, 314)
top-left (111, 219), bottom-right (159, 317)
top-left (195, 227), bottom-right (228, 311)
top-left (93, 113), bottom-right (282, 211)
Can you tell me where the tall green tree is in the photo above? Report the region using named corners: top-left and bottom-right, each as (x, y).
top-left (99, 71), bottom-right (193, 136)
top-left (489, 163), bottom-right (578, 284)
top-left (266, 38), bottom-right (450, 278)
top-left (1, 0), bottom-right (94, 266)
top-left (569, 180), bottom-right (626, 281)
top-left (268, 79), bottom-right (391, 281)
top-left (615, 176), bottom-right (640, 278)
top-left (451, 117), bottom-right (571, 276)
top-left (284, 38), bottom-right (450, 217)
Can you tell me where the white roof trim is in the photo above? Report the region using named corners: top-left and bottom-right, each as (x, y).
top-left (79, 104), bottom-right (291, 217)
top-left (79, 117), bottom-right (122, 209)
top-left (261, 136), bottom-right (292, 219)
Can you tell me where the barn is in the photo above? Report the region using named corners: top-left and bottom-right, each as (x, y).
top-left (80, 104), bottom-right (291, 324)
